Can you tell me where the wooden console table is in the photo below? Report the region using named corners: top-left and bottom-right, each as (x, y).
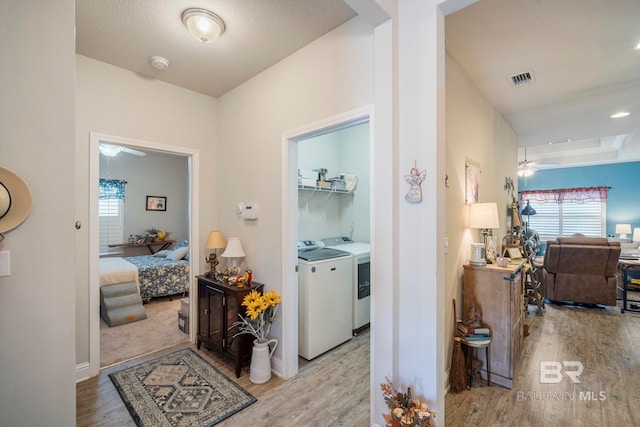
top-left (108, 239), bottom-right (175, 254)
top-left (463, 259), bottom-right (525, 389)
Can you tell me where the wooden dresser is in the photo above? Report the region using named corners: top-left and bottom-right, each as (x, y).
top-left (196, 275), bottom-right (264, 378)
top-left (463, 259), bottom-right (525, 389)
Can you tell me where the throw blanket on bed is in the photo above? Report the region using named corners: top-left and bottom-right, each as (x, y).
top-left (123, 255), bottom-right (189, 299)
top-left (99, 257), bottom-right (140, 291)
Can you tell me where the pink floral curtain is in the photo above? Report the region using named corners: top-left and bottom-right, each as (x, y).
top-left (520, 186), bottom-right (608, 205)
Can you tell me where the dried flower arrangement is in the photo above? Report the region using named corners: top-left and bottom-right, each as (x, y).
top-left (380, 377), bottom-right (436, 427)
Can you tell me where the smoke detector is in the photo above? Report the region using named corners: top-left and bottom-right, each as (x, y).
top-left (150, 56), bottom-right (170, 70)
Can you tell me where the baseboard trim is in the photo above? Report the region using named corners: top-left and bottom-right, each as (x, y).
top-left (75, 362), bottom-right (91, 383)
top-left (271, 355), bottom-right (283, 379)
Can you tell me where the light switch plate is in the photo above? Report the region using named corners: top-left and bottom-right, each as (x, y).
top-left (0, 251), bottom-right (10, 276)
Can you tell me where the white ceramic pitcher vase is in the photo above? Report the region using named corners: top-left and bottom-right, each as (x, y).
top-left (249, 338), bottom-right (278, 384)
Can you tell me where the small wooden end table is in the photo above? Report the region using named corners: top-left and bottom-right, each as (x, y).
top-left (460, 336), bottom-right (491, 387)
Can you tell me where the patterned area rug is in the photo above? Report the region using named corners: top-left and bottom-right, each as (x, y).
top-left (109, 348), bottom-right (256, 426)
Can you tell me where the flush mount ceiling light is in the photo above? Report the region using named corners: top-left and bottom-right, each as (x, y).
top-left (182, 8), bottom-right (225, 44)
top-left (610, 111), bottom-right (630, 119)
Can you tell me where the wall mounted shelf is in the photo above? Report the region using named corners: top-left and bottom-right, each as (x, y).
top-left (298, 184), bottom-right (354, 194)
top-left (298, 184), bottom-right (354, 207)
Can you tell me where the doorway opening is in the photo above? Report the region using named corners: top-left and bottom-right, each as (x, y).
top-left (87, 132), bottom-right (200, 378)
top-left (281, 105), bottom-right (373, 386)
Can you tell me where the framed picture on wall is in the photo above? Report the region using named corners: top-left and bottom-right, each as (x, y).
top-left (465, 161), bottom-right (481, 204)
top-left (146, 196), bottom-right (166, 211)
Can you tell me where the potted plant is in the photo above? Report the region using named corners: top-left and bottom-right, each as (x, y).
top-left (232, 289), bottom-right (281, 384)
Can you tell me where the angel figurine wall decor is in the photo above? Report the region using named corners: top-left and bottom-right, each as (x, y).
top-left (404, 160), bottom-right (426, 203)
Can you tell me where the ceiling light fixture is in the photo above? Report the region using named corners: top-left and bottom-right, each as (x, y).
top-left (99, 143), bottom-right (123, 157)
top-left (548, 138), bottom-right (571, 145)
top-left (634, 42), bottom-right (640, 50)
top-left (182, 8), bottom-right (225, 44)
top-left (610, 112), bottom-right (630, 119)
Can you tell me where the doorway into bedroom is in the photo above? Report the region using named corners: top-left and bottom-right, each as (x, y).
top-left (92, 133), bottom-right (198, 371)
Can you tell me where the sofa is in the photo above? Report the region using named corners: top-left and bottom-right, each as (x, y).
top-left (542, 236), bottom-right (621, 306)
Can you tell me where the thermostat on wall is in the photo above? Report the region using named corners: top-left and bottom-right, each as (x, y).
top-left (237, 202), bottom-right (259, 220)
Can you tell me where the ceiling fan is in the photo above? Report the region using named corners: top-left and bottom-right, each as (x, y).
top-left (99, 143), bottom-right (147, 157)
top-left (517, 147), bottom-right (557, 177)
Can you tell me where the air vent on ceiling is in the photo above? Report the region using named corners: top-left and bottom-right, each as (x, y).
top-left (510, 70), bottom-right (535, 87)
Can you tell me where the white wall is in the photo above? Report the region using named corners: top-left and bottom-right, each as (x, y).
top-left (75, 55), bottom-right (219, 367)
top-left (444, 52), bottom-right (518, 375)
top-left (100, 151), bottom-right (189, 254)
top-left (217, 16), bottom-right (374, 361)
top-left (0, 1), bottom-right (76, 425)
top-left (298, 122), bottom-right (370, 242)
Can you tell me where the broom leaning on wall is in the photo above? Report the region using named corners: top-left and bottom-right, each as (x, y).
top-left (450, 299), bottom-right (466, 393)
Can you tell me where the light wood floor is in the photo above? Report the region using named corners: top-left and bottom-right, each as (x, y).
top-left (77, 329), bottom-right (370, 427)
top-left (446, 301), bottom-right (640, 426)
top-left (78, 302), bottom-right (640, 426)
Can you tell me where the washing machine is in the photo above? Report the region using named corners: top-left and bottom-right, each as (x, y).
top-left (321, 237), bottom-right (371, 334)
top-left (298, 241), bottom-right (353, 360)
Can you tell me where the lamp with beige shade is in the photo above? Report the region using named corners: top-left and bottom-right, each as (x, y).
top-left (205, 231), bottom-right (226, 277)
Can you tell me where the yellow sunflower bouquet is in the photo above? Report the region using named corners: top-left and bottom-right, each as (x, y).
top-left (232, 289), bottom-right (281, 343)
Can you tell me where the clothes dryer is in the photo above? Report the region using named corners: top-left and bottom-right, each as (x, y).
top-left (321, 237), bottom-right (371, 334)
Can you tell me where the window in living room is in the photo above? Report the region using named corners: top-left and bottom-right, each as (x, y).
top-left (521, 186), bottom-right (607, 240)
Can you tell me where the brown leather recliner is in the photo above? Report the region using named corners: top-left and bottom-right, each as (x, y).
top-left (542, 236), bottom-right (621, 306)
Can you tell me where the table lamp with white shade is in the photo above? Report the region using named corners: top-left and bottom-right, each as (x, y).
top-left (633, 228), bottom-right (640, 243)
top-left (221, 237), bottom-right (246, 276)
top-left (616, 223), bottom-right (632, 240)
top-left (204, 230), bottom-right (226, 277)
top-left (469, 202), bottom-right (500, 266)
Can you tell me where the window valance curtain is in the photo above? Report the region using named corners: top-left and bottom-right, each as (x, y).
top-left (99, 179), bottom-right (127, 200)
top-left (520, 186), bottom-right (608, 205)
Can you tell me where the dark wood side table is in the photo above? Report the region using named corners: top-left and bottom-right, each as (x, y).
top-left (108, 239), bottom-right (175, 254)
top-left (618, 260), bottom-right (640, 313)
top-left (196, 275), bottom-right (264, 378)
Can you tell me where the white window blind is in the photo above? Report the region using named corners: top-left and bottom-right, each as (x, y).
top-left (99, 199), bottom-right (123, 255)
top-left (521, 187), bottom-right (608, 241)
top-left (526, 201), bottom-right (605, 241)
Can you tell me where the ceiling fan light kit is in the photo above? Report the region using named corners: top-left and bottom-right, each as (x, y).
top-left (182, 8), bottom-right (225, 44)
top-left (99, 143), bottom-right (146, 157)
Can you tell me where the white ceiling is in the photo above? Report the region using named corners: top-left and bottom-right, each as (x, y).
top-left (76, 0), bottom-right (640, 168)
top-left (445, 0), bottom-right (640, 168)
top-left (75, 0), bottom-right (357, 98)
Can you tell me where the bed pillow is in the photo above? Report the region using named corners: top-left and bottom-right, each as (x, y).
top-left (153, 250), bottom-right (171, 257)
top-left (166, 246), bottom-right (189, 261)
top-left (174, 240), bottom-right (189, 249)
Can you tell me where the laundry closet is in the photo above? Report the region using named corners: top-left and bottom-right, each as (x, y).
top-left (296, 121), bottom-right (371, 361)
